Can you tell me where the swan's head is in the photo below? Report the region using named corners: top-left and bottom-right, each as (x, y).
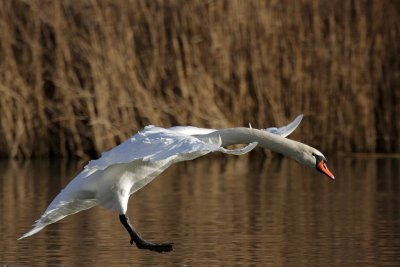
top-left (300, 148), bottom-right (335, 179)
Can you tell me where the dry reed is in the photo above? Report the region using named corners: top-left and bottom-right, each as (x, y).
top-left (0, 0), bottom-right (399, 158)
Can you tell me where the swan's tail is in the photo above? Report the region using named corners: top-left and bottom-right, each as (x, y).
top-left (18, 199), bottom-right (97, 240)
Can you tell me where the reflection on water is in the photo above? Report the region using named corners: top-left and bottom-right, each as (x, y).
top-left (0, 156), bottom-right (399, 266)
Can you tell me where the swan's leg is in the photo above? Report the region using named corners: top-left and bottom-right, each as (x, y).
top-left (119, 214), bottom-right (173, 253)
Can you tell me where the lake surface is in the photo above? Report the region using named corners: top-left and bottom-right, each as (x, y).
top-left (0, 155), bottom-right (399, 266)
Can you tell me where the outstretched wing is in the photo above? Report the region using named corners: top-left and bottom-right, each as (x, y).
top-left (86, 126), bottom-right (257, 172)
top-left (18, 198), bottom-right (97, 240)
top-left (265, 114), bottom-right (303, 137)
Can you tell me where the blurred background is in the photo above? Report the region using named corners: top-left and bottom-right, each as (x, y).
top-left (0, 0), bottom-right (399, 159)
top-left (1, 1), bottom-right (399, 265)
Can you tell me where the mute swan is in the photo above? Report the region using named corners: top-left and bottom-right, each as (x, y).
top-left (19, 114), bottom-right (334, 253)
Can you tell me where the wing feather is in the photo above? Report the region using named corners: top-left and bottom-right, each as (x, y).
top-left (265, 114), bottom-right (303, 137)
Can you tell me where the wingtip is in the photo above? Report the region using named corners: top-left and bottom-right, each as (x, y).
top-left (17, 225), bottom-right (45, 240)
top-left (296, 114), bottom-right (304, 121)
top-left (17, 235), bottom-right (27, 241)
top-left (18, 232), bottom-right (30, 240)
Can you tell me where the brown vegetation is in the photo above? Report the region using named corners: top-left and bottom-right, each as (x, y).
top-left (0, 0), bottom-right (399, 158)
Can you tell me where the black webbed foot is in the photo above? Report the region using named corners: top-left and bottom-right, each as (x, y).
top-left (130, 238), bottom-right (173, 253)
top-left (120, 214), bottom-right (173, 253)
top-left (136, 241), bottom-right (174, 253)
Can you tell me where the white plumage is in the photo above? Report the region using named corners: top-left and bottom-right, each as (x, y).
top-left (19, 114), bottom-right (334, 253)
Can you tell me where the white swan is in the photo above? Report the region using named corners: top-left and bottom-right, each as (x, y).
top-left (18, 114), bottom-right (334, 253)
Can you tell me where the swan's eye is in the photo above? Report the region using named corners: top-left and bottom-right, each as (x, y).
top-left (312, 153), bottom-right (327, 163)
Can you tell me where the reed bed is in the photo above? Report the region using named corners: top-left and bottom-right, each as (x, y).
top-left (0, 0), bottom-right (398, 158)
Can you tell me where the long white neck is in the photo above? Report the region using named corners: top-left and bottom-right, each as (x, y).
top-left (196, 128), bottom-right (310, 164)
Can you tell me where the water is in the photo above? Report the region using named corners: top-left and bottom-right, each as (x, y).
top-left (0, 155), bottom-right (399, 266)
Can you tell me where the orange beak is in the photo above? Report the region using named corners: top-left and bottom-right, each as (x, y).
top-left (317, 160), bottom-right (335, 179)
